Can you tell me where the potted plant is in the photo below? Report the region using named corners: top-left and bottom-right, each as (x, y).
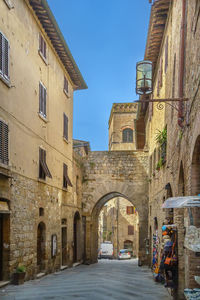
top-left (13, 265), bottom-right (26, 285)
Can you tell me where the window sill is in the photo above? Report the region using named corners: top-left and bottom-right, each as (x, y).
top-left (38, 178), bottom-right (46, 184)
top-left (63, 89), bottom-right (70, 98)
top-left (38, 50), bottom-right (48, 65)
top-left (38, 112), bottom-right (48, 123)
top-left (63, 137), bottom-right (69, 144)
top-left (0, 75), bottom-right (11, 88)
top-left (62, 187), bottom-right (68, 192)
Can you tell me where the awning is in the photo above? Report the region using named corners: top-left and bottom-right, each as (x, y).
top-left (0, 201), bottom-right (10, 213)
top-left (162, 196), bottom-right (200, 208)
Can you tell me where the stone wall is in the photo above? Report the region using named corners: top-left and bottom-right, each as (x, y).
top-left (81, 150), bottom-right (149, 264)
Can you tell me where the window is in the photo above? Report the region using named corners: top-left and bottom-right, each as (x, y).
top-left (122, 128), bottom-right (133, 143)
top-left (39, 82), bottom-right (47, 118)
top-left (0, 32), bottom-right (9, 81)
top-left (0, 120), bottom-right (8, 165)
top-left (63, 113), bottom-right (68, 140)
top-left (64, 76), bottom-right (69, 95)
top-left (63, 163), bottom-right (73, 189)
top-left (39, 148), bottom-right (52, 180)
top-left (126, 206), bottom-right (134, 215)
top-left (39, 207), bottom-right (44, 216)
top-left (39, 34), bottom-right (46, 59)
top-left (128, 225), bottom-right (134, 235)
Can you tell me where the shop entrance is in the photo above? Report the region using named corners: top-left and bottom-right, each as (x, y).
top-left (37, 222), bottom-right (46, 272)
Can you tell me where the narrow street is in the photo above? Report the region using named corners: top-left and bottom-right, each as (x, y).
top-left (0, 260), bottom-right (170, 300)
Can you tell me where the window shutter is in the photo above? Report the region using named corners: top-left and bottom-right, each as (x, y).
top-left (64, 76), bottom-right (68, 93)
top-left (39, 83), bottom-right (42, 113)
top-left (64, 113), bottom-right (68, 140)
top-left (0, 33), bottom-right (3, 74)
top-left (128, 226), bottom-right (134, 235)
top-left (0, 121), bottom-right (9, 165)
top-left (4, 38), bottom-right (9, 78)
top-left (43, 86), bottom-right (46, 116)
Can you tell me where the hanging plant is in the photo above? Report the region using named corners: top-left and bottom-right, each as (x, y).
top-left (155, 128), bottom-right (167, 145)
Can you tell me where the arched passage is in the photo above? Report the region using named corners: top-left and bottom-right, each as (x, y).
top-left (73, 211), bottom-right (81, 263)
top-left (98, 197), bottom-right (139, 258)
top-left (87, 192), bottom-right (148, 265)
top-left (37, 222), bottom-right (46, 272)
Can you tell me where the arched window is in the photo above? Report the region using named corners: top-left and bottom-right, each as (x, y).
top-left (122, 128), bottom-right (133, 143)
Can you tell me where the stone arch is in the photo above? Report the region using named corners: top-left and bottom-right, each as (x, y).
top-left (37, 221), bottom-right (46, 272)
top-left (73, 211), bottom-right (82, 262)
top-left (88, 191), bottom-right (147, 265)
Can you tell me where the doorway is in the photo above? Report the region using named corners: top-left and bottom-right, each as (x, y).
top-left (73, 212), bottom-right (81, 262)
top-left (61, 226), bottom-right (67, 266)
top-left (37, 222), bottom-right (46, 272)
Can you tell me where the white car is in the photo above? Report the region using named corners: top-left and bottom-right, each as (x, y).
top-left (118, 249), bottom-right (131, 260)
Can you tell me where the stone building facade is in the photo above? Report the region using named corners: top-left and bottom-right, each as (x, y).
top-left (136, 0), bottom-right (200, 298)
top-left (0, 0), bottom-right (87, 282)
top-left (109, 103), bottom-right (138, 151)
top-left (98, 197), bottom-right (139, 258)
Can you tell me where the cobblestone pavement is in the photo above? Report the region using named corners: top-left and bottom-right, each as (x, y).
top-left (0, 259), bottom-right (171, 300)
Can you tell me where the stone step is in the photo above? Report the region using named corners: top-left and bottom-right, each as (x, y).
top-left (0, 281), bottom-right (10, 288)
top-left (60, 265), bottom-right (68, 271)
top-left (36, 272), bottom-right (45, 279)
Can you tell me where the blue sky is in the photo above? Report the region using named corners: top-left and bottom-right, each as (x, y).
top-left (48, 0), bottom-right (151, 151)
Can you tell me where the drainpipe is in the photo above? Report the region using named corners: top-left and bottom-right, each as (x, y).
top-left (178, 0), bottom-right (186, 127)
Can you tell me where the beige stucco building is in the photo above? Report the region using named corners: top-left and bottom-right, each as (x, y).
top-left (0, 0), bottom-right (87, 282)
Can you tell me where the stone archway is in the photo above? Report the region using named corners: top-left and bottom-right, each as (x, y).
top-left (37, 222), bottom-right (46, 272)
top-left (82, 151), bottom-right (149, 265)
top-left (86, 191), bottom-right (148, 265)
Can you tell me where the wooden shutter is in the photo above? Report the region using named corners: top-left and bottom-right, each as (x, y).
top-left (39, 34), bottom-right (46, 59)
top-left (4, 38), bottom-right (9, 78)
top-left (63, 113), bottom-right (68, 140)
top-left (63, 163), bottom-right (72, 188)
top-left (0, 32), bottom-right (9, 79)
top-left (39, 148), bottom-right (52, 178)
top-left (64, 76), bottom-right (68, 93)
top-left (128, 225), bottom-right (134, 235)
top-left (0, 121), bottom-right (9, 165)
top-left (39, 83), bottom-right (46, 117)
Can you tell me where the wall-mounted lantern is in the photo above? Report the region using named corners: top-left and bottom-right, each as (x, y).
top-left (136, 60), bottom-right (152, 95)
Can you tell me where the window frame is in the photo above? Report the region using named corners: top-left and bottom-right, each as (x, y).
top-left (63, 113), bottom-right (68, 141)
top-left (39, 82), bottom-right (47, 119)
top-left (38, 33), bottom-right (47, 63)
top-left (0, 31), bottom-right (10, 84)
top-left (126, 206), bottom-right (134, 215)
top-left (122, 128), bottom-right (133, 143)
